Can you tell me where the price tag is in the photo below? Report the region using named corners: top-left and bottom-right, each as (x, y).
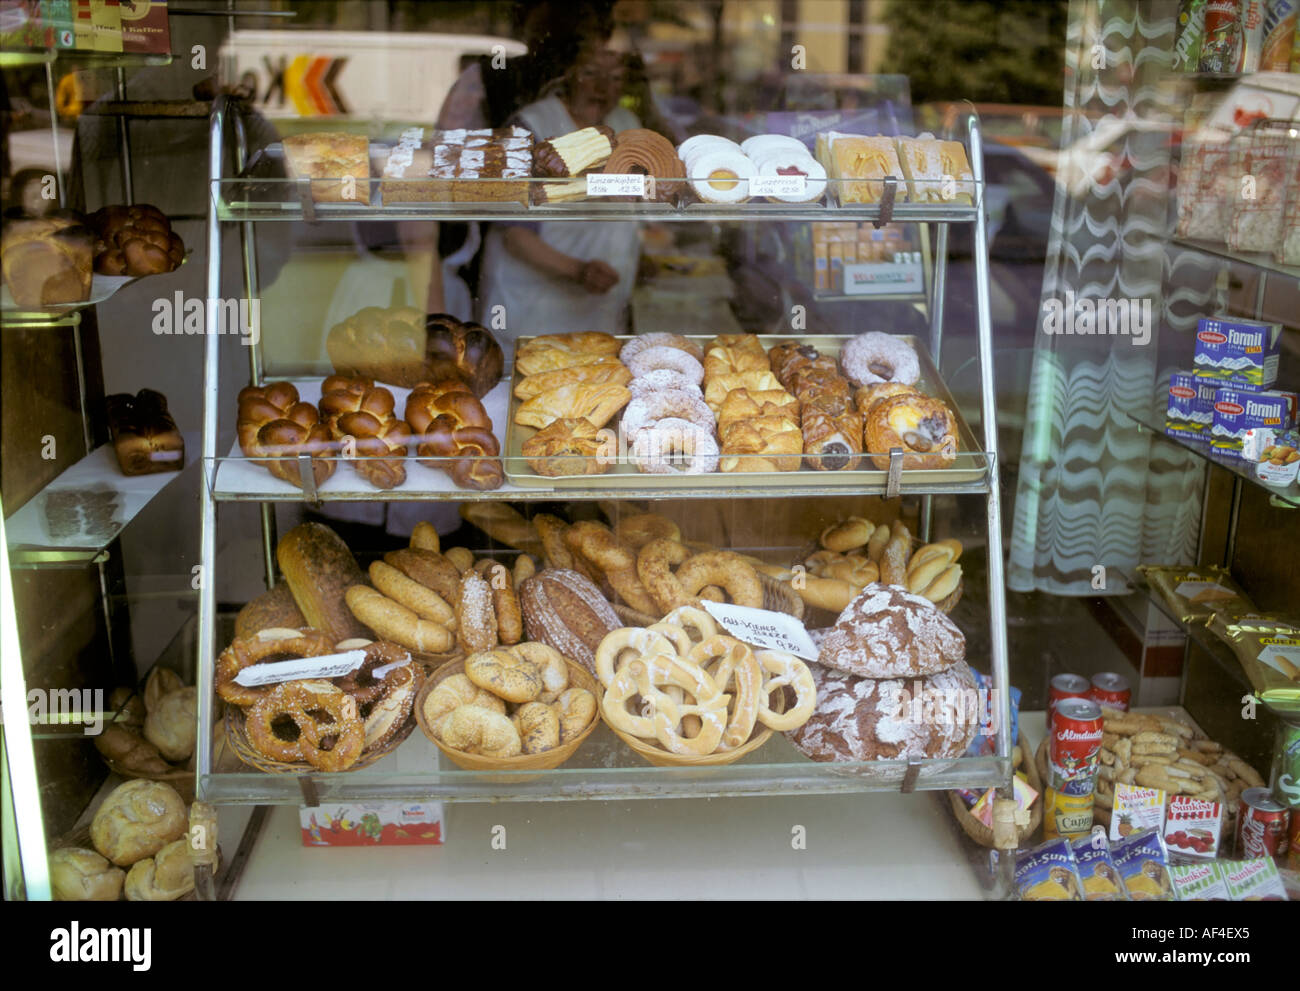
top-left (700, 601), bottom-right (818, 660)
top-left (233, 649), bottom-right (365, 688)
top-left (749, 174), bottom-right (806, 197)
top-left (586, 173), bottom-right (647, 197)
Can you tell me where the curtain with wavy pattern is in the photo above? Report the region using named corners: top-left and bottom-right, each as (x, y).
top-left (1008, 0), bottom-right (1225, 595)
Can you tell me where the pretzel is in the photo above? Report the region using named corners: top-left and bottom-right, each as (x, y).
top-left (246, 679), bottom-right (364, 771)
top-left (615, 512), bottom-right (682, 551)
top-left (603, 655), bottom-right (730, 755)
top-left (335, 639), bottom-right (412, 705)
top-left (646, 621), bottom-right (696, 659)
top-left (216, 627), bottom-right (336, 707)
top-left (600, 653), bottom-right (684, 738)
top-left (689, 636), bottom-right (761, 750)
top-left (595, 627), bottom-right (679, 688)
top-left (660, 605), bottom-right (718, 644)
top-left (465, 648), bottom-right (542, 703)
top-left (752, 649), bottom-right (818, 731)
top-left (637, 538), bottom-right (694, 614)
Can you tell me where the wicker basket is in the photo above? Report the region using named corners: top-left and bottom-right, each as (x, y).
top-left (415, 656), bottom-right (600, 771)
top-left (947, 730), bottom-right (1042, 848)
top-left (600, 682), bottom-right (786, 768)
top-left (225, 667), bottom-right (425, 774)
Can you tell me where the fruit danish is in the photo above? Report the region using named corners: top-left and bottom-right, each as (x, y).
top-left (863, 394), bottom-right (958, 469)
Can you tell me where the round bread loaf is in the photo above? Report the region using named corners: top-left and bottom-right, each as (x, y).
top-left (143, 686), bottom-right (197, 762)
top-left (90, 780), bottom-right (187, 867)
top-left (49, 847), bottom-right (125, 901)
top-left (124, 838), bottom-right (194, 901)
top-left (519, 568), bottom-right (621, 676)
top-left (787, 660), bottom-right (979, 762)
top-left (234, 581), bottom-right (306, 639)
top-left (817, 583), bottom-right (964, 678)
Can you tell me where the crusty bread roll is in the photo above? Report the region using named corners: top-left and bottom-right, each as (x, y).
top-left (49, 848), bottom-right (125, 901)
top-left (143, 686), bottom-right (197, 762)
top-left (124, 838), bottom-right (194, 901)
top-left (144, 667), bottom-right (183, 713)
top-left (277, 522), bottom-right (370, 643)
top-left (235, 581), bottom-right (306, 639)
top-left (90, 780), bottom-right (187, 867)
top-left (518, 568), bottom-right (621, 676)
top-left (94, 724), bottom-right (172, 774)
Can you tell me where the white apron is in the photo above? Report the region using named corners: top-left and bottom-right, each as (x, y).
top-left (477, 97), bottom-right (641, 342)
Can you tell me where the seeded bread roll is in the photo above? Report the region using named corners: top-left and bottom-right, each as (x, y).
top-left (786, 660), bottom-right (978, 761)
top-left (817, 583), bottom-right (964, 679)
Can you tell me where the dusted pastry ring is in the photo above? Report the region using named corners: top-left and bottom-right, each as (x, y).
top-left (626, 346), bottom-right (705, 384)
top-left (840, 332), bottom-right (921, 387)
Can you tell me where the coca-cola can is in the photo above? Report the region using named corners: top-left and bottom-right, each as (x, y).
top-left (1049, 673), bottom-right (1090, 716)
top-left (1045, 698), bottom-right (1105, 838)
top-left (1089, 672), bottom-right (1131, 711)
top-left (1237, 787), bottom-right (1290, 858)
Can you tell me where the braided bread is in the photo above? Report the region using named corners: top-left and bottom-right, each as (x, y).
top-left (319, 375), bottom-right (410, 489)
top-left (404, 380), bottom-right (503, 490)
top-left (236, 382), bottom-right (336, 489)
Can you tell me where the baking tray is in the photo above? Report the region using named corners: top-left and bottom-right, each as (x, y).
top-left (504, 335), bottom-right (986, 489)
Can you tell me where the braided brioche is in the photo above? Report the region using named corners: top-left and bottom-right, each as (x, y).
top-left (236, 382), bottom-right (336, 489)
top-left (405, 380), bottom-right (503, 490)
top-left (319, 375), bottom-right (410, 489)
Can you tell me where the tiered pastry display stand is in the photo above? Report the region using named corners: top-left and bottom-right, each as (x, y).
top-left (197, 96), bottom-right (1015, 894)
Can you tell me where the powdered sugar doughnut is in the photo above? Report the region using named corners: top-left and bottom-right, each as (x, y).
top-left (752, 152), bottom-right (827, 203)
top-left (840, 332), bottom-right (921, 387)
top-left (621, 389), bottom-right (715, 438)
top-left (688, 149), bottom-right (754, 204)
top-left (629, 369), bottom-right (702, 399)
top-left (631, 417), bottom-right (719, 475)
top-left (619, 332), bottom-right (704, 364)
top-left (741, 134), bottom-right (809, 160)
top-left (626, 345), bottom-right (704, 384)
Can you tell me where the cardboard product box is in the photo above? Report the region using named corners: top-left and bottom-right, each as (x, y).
top-left (119, 0), bottom-right (168, 53)
top-left (73, 0), bottom-right (121, 51)
top-left (300, 801), bottom-right (445, 846)
top-left (1210, 385), bottom-right (1298, 458)
top-left (1165, 370), bottom-right (1219, 442)
top-left (1193, 315), bottom-right (1282, 388)
top-left (0, 1), bottom-right (44, 49)
top-left (39, 0), bottom-right (74, 48)
top-left (813, 240), bottom-right (828, 291)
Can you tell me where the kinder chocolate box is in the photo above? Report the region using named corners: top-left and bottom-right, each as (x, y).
top-left (1193, 316), bottom-right (1282, 387)
top-left (1165, 371), bottom-right (1218, 442)
top-left (300, 801), bottom-right (445, 846)
top-left (1210, 386), bottom-right (1298, 458)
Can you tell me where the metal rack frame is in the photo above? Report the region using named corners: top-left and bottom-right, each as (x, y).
top-left (196, 95), bottom-right (1013, 891)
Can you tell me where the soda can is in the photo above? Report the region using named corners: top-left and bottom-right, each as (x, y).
top-left (1237, 787), bottom-right (1290, 857)
top-left (1200, 0), bottom-right (1242, 71)
top-left (1288, 813), bottom-right (1300, 871)
top-left (1239, 0), bottom-right (1268, 71)
top-left (1048, 673), bottom-right (1090, 716)
top-left (1174, 0), bottom-right (1208, 70)
top-left (1260, 0), bottom-right (1297, 70)
top-left (1089, 672), bottom-right (1131, 711)
top-left (1044, 698), bottom-right (1104, 839)
top-left (1271, 718), bottom-right (1300, 809)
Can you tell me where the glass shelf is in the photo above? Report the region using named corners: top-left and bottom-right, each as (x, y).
top-left (1128, 412), bottom-right (1300, 509)
top-left (0, 49), bottom-right (174, 68)
top-left (1, 254), bottom-right (191, 324)
top-left (1167, 236), bottom-right (1300, 281)
top-left (202, 728), bottom-right (1009, 805)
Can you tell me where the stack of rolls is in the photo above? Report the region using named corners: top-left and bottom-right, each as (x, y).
top-left (702, 334), bottom-right (801, 473)
top-left (514, 332), bottom-right (631, 477)
top-left (618, 333), bottom-right (718, 474)
top-left (769, 339), bottom-right (862, 471)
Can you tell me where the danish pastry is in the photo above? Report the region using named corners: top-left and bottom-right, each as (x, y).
top-left (864, 394), bottom-right (958, 470)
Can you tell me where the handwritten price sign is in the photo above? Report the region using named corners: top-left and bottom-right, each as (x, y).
top-left (701, 602), bottom-right (818, 660)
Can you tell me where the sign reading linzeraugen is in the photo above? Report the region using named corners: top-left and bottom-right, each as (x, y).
top-left (1040, 290), bottom-right (1152, 346)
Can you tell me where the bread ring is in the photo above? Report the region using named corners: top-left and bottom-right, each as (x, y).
top-left (675, 551), bottom-right (763, 608)
top-left (554, 688), bottom-right (596, 743)
top-left (602, 654), bottom-right (730, 754)
top-left (479, 562), bottom-right (523, 645)
top-left (465, 648), bottom-right (542, 703)
top-left (444, 546), bottom-right (475, 574)
top-left (513, 701), bottom-right (561, 754)
top-left (422, 673), bottom-right (505, 737)
top-left (336, 639), bottom-right (412, 705)
top-left (689, 636), bottom-right (761, 750)
top-left (360, 660), bottom-right (419, 751)
top-left (660, 605), bottom-right (719, 644)
top-left (533, 513), bottom-right (575, 570)
top-left (820, 517), bottom-right (875, 552)
top-left (345, 586), bottom-right (454, 654)
top-left (628, 369), bottom-right (703, 401)
top-left (865, 524), bottom-right (891, 563)
top-left (614, 512), bottom-right (682, 551)
top-left (646, 622), bottom-right (695, 657)
top-left (619, 332), bottom-right (705, 364)
top-left (840, 332), bottom-right (921, 387)
top-left (246, 679), bottom-right (364, 771)
top-left (383, 548), bottom-right (462, 606)
top-left (880, 523), bottom-right (911, 586)
top-left (441, 705), bottom-right (521, 757)
top-left (369, 560), bottom-right (455, 626)
top-left (410, 521), bottom-right (440, 553)
top-left (455, 571), bottom-right (498, 654)
top-left (601, 654), bottom-right (684, 738)
top-left (509, 641), bottom-right (569, 702)
top-left (621, 391), bottom-right (715, 439)
top-left (594, 627), bottom-right (679, 689)
top-left (752, 649), bottom-right (817, 731)
top-left (636, 538), bottom-right (693, 614)
top-left (625, 346), bottom-right (705, 384)
top-left (216, 627), bottom-right (336, 707)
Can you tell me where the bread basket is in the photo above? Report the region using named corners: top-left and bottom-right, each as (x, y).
top-left (947, 730), bottom-right (1041, 848)
top-left (415, 655), bottom-right (600, 771)
top-left (610, 572), bottom-right (803, 628)
top-left (600, 682), bottom-right (786, 768)
top-left (225, 666), bottom-right (425, 774)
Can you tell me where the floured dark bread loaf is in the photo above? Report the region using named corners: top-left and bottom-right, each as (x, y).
top-left (787, 660), bottom-right (979, 761)
top-left (817, 583), bottom-right (964, 679)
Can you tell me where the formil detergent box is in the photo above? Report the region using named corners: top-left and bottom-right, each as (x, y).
top-left (1210, 386), bottom-right (1298, 458)
top-left (1165, 371), bottom-right (1219, 442)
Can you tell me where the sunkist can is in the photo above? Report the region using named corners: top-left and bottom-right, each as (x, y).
top-left (1200, 0), bottom-right (1242, 71)
top-left (1044, 697), bottom-right (1104, 839)
top-left (1048, 673), bottom-right (1090, 716)
top-left (1089, 672), bottom-right (1131, 711)
top-left (1237, 787), bottom-right (1290, 858)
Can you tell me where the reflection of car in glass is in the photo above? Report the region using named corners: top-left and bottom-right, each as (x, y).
top-left (918, 102), bottom-right (1088, 176)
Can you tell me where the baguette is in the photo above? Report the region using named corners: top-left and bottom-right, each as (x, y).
top-left (344, 585), bottom-right (454, 653)
top-left (458, 503), bottom-right (546, 557)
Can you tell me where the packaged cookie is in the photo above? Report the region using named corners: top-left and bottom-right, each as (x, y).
top-left (1013, 836), bottom-right (1085, 901)
top-left (1112, 828), bottom-right (1174, 900)
top-left (1069, 833), bottom-right (1129, 901)
top-left (1137, 564), bottom-right (1253, 626)
top-left (1207, 613), bottom-right (1300, 714)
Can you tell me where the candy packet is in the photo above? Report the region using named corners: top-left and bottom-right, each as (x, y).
top-left (1137, 564), bottom-right (1253, 626)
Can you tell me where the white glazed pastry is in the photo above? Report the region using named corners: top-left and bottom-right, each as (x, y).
top-left (688, 148), bottom-right (754, 204)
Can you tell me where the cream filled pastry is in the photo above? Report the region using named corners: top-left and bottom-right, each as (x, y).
top-left (533, 124), bottom-right (615, 178)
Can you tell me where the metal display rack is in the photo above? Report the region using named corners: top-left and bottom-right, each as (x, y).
top-left (186, 97), bottom-right (1013, 890)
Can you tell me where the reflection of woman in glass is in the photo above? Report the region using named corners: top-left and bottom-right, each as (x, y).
top-left (476, 40), bottom-right (641, 339)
